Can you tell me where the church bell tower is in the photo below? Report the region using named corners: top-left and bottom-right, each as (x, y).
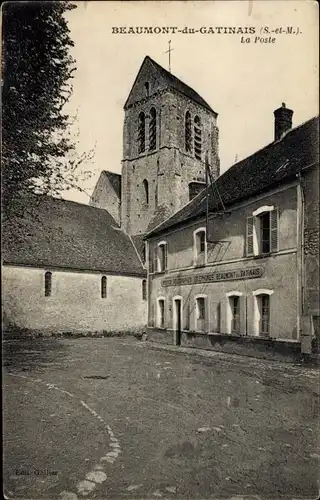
top-left (121, 56), bottom-right (220, 235)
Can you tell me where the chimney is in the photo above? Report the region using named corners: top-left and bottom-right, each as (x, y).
top-left (274, 102), bottom-right (293, 141)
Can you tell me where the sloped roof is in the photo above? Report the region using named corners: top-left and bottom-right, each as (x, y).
top-left (146, 205), bottom-right (174, 233)
top-left (102, 170), bottom-right (121, 199)
top-left (125, 56), bottom-right (216, 114)
top-left (147, 115), bottom-right (319, 237)
top-left (3, 195), bottom-right (145, 277)
top-left (131, 234), bottom-right (145, 262)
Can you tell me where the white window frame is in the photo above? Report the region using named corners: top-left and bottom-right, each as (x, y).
top-left (247, 205), bottom-right (278, 256)
top-left (157, 296), bottom-right (166, 329)
top-left (193, 227), bottom-right (207, 266)
top-left (252, 289), bottom-right (274, 337)
top-left (157, 241), bottom-right (167, 272)
top-left (194, 294), bottom-right (208, 333)
top-left (226, 291), bottom-right (243, 334)
top-left (172, 295), bottom-right (184, 332)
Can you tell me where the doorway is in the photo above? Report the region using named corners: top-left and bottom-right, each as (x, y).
top-left (174, 298), bottom-right (182, 346)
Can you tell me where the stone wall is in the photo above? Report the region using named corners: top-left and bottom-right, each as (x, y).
top-left (303, 165), bottom-right (320, 340)
top-left (121, 77), bottom-right (219, 235)
top-left (90, 173), bottom-right (121, 225)
top-left (3, 266), bottom-right (147, 334)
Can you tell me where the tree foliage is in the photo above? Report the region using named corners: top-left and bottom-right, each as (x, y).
top-left (2, 1), bottom-right (92, 214)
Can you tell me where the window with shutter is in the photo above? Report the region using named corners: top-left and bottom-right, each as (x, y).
top-left (246, 216), bottom-right (254, 256)
top-left (270, 208), bottom-right (278, 252)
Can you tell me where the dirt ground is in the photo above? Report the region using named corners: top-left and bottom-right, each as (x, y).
top-left (3, 336), bottom-right (320, 500)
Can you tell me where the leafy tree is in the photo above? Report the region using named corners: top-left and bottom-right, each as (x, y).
top-left (1, 1), bottom-right (93, 215)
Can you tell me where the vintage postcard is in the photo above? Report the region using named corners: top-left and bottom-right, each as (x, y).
top-left (2, 1), bottom-right (319, 499)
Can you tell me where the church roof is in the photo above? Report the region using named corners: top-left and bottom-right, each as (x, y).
top-left (3, 195), bottom-right (146, 277)
top-left (131, 234), bottom-right (145, 261)
top-left (147, 115), bottom-right (319, 237)
top-left (146, 205), bottom-right (174, 233)
top-left (124, 56), bottom-right (216, 114)
top-left (102, 170), bottom-right (121, 198)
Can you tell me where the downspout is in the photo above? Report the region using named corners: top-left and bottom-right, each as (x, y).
top-left (296, 173), bottom-right (306, 350)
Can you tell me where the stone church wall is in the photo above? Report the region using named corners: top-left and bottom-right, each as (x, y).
top-left (121, 88), bottom-right (219, 235)
top-left (90, 173), bottom-right (121, 225)
top-left (3, 266), bottom-right (147, 334)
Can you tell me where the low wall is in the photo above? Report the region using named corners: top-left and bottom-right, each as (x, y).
top-left (147, 328), bottom-right (304, 362)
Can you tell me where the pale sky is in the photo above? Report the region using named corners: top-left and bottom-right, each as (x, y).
top-left (63, 0), bottom-right (319, 204)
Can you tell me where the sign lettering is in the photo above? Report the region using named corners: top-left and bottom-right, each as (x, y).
top-left (162, 266), bottom-right (264, 287)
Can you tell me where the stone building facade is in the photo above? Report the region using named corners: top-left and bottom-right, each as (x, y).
top-left (145, 110), bottom-right (319, 356)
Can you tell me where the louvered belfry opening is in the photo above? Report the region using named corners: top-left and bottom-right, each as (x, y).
top-left (194, 115), bottom-right (202, 160)
top-left (138, 111), bottom-right (146, 153)
top-left (149, 107), bottom-right (156, 151)
top-left (185, 111), bottom-right (192, 152)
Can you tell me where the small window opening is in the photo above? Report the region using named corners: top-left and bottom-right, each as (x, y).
top-left (142, 279), bottom-right (147, 301)
top-left (101, 276), bottom-right (107, 298)
top-left (143, 179), bottom-right (149, 205)
top-left (45, 271), bottom-right (52, 297)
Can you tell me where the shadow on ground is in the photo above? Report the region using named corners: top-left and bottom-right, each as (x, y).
top-left (3, 335), bottom-right (68, 372)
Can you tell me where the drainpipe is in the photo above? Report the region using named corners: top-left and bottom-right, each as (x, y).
top-left (297, 173), bottom-right (309, 353)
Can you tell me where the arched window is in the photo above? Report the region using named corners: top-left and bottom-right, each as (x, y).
top-left (195, 295), bottom-right (207, 332)
top-left (157, 297), bottom-right (166, 328)
top-left (157, 242), bottom-right (167, 272)
top-left (149, 107), bottom-right (157, 151)
top-left (101, 276), bottom-right (107, 299)
top-left (143, 179), bottom-right (149, 205)
top-left (253, 289), bottom-right (274, 336)
top-left (193, 228), bottom-right (207, 266)
top-left (45, 271), bottom-right (52, 297)
top-left (226, 291), bottom-right (243, 334)
top-left (138, 112), bottom-right (146, 154)
top-left (194, 115), bottom-right (202, 160)
top-left (142, 279), bottom-right (147, 301)
top-left (185, 111), bottom-right (192, 152)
